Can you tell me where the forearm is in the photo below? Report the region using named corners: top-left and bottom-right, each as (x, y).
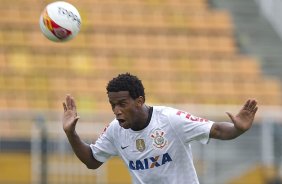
top-left (65, 130), bottom-right (102, 169)
top-left (210, 122), bottom-right (245, 140)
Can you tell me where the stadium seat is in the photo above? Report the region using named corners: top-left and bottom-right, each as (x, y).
top-left (0, 0), bottom-right (281, 124)
top-left (1, 1), bottom-right (282, 184)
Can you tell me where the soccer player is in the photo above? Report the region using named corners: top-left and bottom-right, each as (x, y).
top-left (62, 73), bottom-right (258, 184)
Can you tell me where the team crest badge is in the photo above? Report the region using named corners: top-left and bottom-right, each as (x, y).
top-left (151, 129), bottom-right (168, 149)
top-left (136, 139), bottom-right (146, 152)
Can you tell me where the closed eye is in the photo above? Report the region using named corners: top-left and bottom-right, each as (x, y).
top-left (119, 102), bottom-right (127, 107)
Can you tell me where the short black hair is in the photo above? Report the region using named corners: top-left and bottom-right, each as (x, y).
top-left (106, 73), bottom-right (145, 101)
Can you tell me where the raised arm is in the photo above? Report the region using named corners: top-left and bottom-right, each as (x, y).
top-left (210, 99), bottom-right (258, 140)
top-left (62, 95), bottom-right (103, 169)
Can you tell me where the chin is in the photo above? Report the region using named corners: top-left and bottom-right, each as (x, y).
top-left (119, 122), bottom-right (130, 129)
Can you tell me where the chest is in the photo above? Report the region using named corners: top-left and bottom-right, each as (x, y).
top-left (116, 124), bottom-right (178, 161)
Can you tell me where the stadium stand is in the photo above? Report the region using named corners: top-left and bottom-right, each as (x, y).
top-left (0, 0), bottom-right (282, 183)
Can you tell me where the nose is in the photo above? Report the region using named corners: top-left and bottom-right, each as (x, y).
top-left (113, 105), bottom-right (122, 116)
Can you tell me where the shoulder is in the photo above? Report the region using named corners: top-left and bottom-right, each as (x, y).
top-left (153, 106), bottom-right (179, 115)
top-left (152, 106), bottom-right (211, 125)
top-left (152, 106), bottom-right (180, 121)
top-left (101, 119), bottom-right (121, 136)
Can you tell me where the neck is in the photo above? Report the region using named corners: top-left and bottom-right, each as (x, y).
top-left (132, 105), bottom-right (151, 131)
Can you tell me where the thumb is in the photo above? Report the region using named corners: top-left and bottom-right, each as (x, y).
top-left (71, 116), bottom-right (80, 130)
top-left (71, 116), bottom-right (80, 128)
top-left (73, 116), bottom-right (80, 124)
top-left (63, 116), bottom-right (80, 134)
top-left (226, 112), bottom-right (235, 123)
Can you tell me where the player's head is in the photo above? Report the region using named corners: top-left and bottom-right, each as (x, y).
top-left (106, 73), bottom-right (145, 101)
top-left (106, 73), bottom-right (147, 130)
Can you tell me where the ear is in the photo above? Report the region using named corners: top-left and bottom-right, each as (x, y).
top-left (135, 96), bottom-right (145, 107)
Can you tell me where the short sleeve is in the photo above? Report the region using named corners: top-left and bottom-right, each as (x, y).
top-left (167, 108), bottom-right (214, 144)
top-left (90, 122), bottom-right (118, 162)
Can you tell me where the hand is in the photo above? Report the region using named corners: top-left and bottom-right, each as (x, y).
top-left (226, 99), bottom-right (258, 132)
top-left (62, 95), bottom-right (80, 134)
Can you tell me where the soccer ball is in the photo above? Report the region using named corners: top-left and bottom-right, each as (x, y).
top-left (39, 1), bottom-right (81, 42)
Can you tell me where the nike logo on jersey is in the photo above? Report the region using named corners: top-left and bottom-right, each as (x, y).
top-left (121, 145), bottom-right (129, 149)
top-left (129, 152), bottom-right (172, 170)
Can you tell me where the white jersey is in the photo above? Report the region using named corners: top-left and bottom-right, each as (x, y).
top-left (90, 106), bottom-right (214, 184)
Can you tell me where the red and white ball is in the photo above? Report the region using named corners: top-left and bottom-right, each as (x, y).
top-left (39, 1), bottom-right (81, 42)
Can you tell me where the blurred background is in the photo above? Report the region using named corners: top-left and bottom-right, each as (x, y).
top-left (0, 0), bottom-right (282, 183)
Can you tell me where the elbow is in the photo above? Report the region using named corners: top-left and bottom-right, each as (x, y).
top-left (84, 159), bottom-right (103, 170)
top-left (210, 123), bottom-right (242, 140)
top-left (86, 164), bottom-right (99, 170)
top-left (211, 129), bottom-right (238, 140)
top-left (221, 135), bottom-right (237, 140)
top-left (213, 131), bottom-right (241, 140)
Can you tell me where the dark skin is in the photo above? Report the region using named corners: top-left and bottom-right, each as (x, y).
top-left (63, 94), bottom-right (103, 169)
top-left (108, 91), bottom-right (150, 130)
top-left (210, 98), bottom-right (258, 140)
top-left (62, 92), bottom-right (258, 169)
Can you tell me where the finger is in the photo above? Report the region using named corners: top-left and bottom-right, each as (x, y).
top-left (71, 96), bottom-right (77, 115)
top-left (70, 96), bottom-right (76, 109)
top-left (68, 116), bottom-right (80, 128)
top-left (66, 94), bottom-right (72, 110)
top-left (226, 112), bottom-right (235, 124)
top-left (243, 99), bottom-right (251, 109)
top-left (73, 116), bottom-right (80, 125)
top-left (249, 99), bottom-right (257, 110)
top-left (63, 102), bottom-right (67, 112)
top-left (252, 106), bottom-right (258, 114)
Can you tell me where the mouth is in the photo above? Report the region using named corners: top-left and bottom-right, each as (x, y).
top-left (117, 119), bottom-right (126, 125)
top-left (117, 119), bottom-right (128, 128)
